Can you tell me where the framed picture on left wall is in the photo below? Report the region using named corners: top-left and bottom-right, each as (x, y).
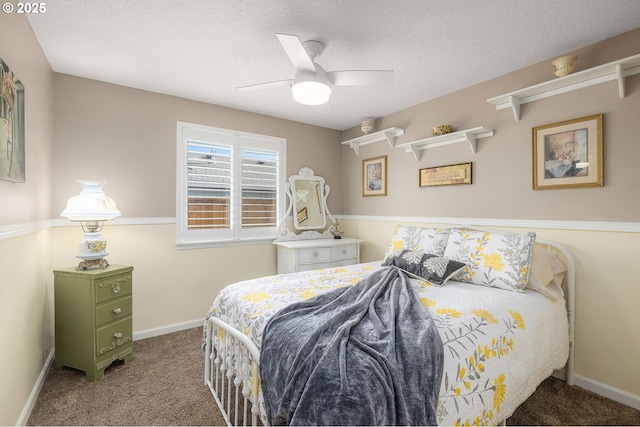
top-left (1, 57), bottom-right (25, 183)
top-left (362, 155), bottom-right (387, 196)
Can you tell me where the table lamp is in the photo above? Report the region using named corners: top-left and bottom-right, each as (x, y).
top-left (61, 180), bottom-right (121, 270)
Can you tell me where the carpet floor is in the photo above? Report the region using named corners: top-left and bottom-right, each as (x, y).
top-left (28, 327), bottom-right (640, 426)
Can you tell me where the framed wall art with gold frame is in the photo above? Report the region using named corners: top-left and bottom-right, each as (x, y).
top-left (532, 114), bottom-right (603, 190)
top-left (362, 155), bottom-right (387, 196)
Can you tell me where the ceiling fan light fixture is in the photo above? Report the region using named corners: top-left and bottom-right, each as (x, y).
top-left (292, 80), bottom-right (331, 105)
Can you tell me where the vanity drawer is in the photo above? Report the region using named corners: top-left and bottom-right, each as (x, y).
top-left (331, 244), bottom-right (358, 261)
top-left (298, 247), bottom-right (331, 264)
top-left (95, 296), bottom-right (132, 326)
top-left (95, 274), bottom-right (132, 304)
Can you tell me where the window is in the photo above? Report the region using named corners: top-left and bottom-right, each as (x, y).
top-left (176, 122), bottom-right (286, 247)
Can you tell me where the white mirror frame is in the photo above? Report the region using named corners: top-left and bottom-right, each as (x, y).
top-left (275, 167), bottom-right (336, 241)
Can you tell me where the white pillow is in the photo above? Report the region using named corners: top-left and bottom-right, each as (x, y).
top-left (526, 247), bottom-right (566, 300)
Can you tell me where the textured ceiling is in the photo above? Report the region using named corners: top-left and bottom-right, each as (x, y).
top-left (27, 0), bottom-right (640, 130)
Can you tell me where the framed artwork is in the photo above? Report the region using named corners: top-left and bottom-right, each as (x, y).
top-left (362, 155), bottom-right (387, 196)
top-left (1, 57), bottom-right (25, 183)
top-left (419, 162), bottom-right (471, 187)
top-left (532, 114), bottom-right (603, 190)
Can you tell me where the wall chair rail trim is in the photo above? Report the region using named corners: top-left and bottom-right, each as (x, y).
top-left (339, 215), bottom-right (640, 233)
top-left (2, 216), bottom-right (638, 242)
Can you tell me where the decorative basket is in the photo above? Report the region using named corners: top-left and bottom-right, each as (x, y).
top-left (432, 125), bottom-right (453, 136)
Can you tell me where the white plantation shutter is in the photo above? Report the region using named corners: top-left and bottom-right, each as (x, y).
top-left (177, 122), bottom-right (285, 247)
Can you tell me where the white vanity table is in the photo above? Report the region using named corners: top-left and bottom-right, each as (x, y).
top-left (274, 167), bottom-right (365, 274)
top-left (274, 237), bottom-right (364, 274)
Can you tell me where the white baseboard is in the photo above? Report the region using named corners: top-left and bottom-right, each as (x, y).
top-left (574, 374), bottom-right (640, 410)
top-left (133, 318), bottom-right (204, 341)
top-left (17, 349), bottom-right (55, 426)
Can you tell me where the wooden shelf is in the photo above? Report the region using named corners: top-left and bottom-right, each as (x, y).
top-left (487, 53), bottom-right (640, 121)
top-left (341, 127), bottom-right (405, 156)
top-left (396, 126), bottom-right (493, 161)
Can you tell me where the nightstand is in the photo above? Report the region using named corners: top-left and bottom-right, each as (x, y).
top-left (273, 238), bottom-right (364, 274)
top-left (53, 265), bottom-right (133, 380)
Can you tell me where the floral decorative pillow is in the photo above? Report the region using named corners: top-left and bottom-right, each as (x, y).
top-left (384, 226), bottom-right (451, 258)
top-left (382, 249), bottom-right (466, 286)
top-left (443, 229), bottom-right (536, 292)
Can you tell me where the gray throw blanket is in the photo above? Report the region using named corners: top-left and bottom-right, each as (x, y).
top-left (259, 266), bottom-right (444, 426)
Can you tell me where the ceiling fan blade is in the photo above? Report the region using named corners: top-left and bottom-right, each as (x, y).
top-left (237, 79), bottom-right (292, 91)
top-left (328, 70), bottom-right (393, 86)
top-left (276, 33), bottom-right (316, 72)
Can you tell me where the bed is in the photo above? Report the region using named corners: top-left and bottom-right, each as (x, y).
top-left (203, 225), bottom-right (575, 426)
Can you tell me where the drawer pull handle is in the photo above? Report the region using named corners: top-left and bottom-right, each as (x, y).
top-left (342, 249), bottom-right (347, 254)
top-left (113, 308), bottom-right (122, 314)
top-left (113, 286), bottom-right (121, 294)
top-left (114, 332), bottom-right (123, 339)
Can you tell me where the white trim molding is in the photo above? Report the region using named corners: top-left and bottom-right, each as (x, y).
top-left (574, 374), bottom-right (640, 410)
top-left (338, 215), bottom-right (640, 233)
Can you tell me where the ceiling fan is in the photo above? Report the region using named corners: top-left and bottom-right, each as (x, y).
top-left (237, 33), bottom-right (393, 105)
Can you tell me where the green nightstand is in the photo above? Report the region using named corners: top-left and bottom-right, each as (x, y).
top-left (53, 265), bottom-right (134, 380)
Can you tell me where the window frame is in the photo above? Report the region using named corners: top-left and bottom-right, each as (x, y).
top-left (176, 121), bottom-right (286, 249)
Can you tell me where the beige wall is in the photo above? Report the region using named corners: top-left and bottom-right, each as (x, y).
top-left (51, 74), bottom-right (343, 218)
top-left (0, 13), bottom-right (55, 426)
top-left (340, 29), bottom-right (640, 222)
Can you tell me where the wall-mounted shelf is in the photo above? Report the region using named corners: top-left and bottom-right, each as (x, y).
top-left (341, 127), bottom-right (405, 156)
top-left (396, 126), bottom-right (494, 161)
top-left (487, 53), bottom-right (640, 121)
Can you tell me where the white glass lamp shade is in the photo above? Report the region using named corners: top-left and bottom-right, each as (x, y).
top-left (61, 181), bottom-right (120, 270)
top-left (292, 81), bottom-right (331, 105)
top-left (291, 68), bottom-right (332, 106)
top-left (61, 180), bottom-right (121, 221)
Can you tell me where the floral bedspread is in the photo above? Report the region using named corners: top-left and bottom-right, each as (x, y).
top-left (206, 262), bottom-right (569, 426)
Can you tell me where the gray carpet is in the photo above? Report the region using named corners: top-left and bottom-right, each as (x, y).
top-left (28, 327), bottom-right (640, 426)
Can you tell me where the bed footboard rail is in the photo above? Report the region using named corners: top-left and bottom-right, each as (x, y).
top-left (205, 316), bottom-right (267, 426)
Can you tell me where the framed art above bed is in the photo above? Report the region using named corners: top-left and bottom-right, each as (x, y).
top-left (532, 114), bottom-right (603, 190)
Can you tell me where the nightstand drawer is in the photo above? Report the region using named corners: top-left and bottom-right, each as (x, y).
top-left (96, 316), bottom-right (132, 356)
top-left (298, 247), bottom-right (331, 264)
top-left (331, 244), bottom-right (357, 261)
top-left (95, 296), bottom-right (132, 326)
top-left (95, 274), bottom-right (132, 304)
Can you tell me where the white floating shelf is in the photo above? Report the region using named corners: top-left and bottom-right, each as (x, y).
top-left (341, 127), bottom-right (405, 156)
top-left (396, 127), bottom-right (494, 161)
top-left (487, 53), bottom-right (640, 121)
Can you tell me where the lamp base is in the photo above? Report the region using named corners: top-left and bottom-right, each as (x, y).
top-left (76, 258), bottom-right (110, 271)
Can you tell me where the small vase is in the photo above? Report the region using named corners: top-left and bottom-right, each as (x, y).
top-left (552, 55), bottom-right (578, 77)
top-left (361, 120), bottom-right (374, 134)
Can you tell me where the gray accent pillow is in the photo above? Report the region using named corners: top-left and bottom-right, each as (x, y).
top-left (382, 249), bottom-right (466, 286)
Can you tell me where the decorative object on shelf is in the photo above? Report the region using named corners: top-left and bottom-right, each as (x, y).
top-left (488, 53), bottom-right (640, 121)
top-left (361, 120), bottom-right (374, 134)
top-left (362, 155), bottom-right (387, 197)
top-left (61, 180), bottom-right (121, 270)
top-left (419, 162), bottom-right (472, 187)
top-left (0, 56), bottom-right (26, 183)
top-left (432, 124), bottom-right (453, 136)
top-left (552, 54), bottom-right (578, 77)
top-left (533, 114), bottom-right (603, 190)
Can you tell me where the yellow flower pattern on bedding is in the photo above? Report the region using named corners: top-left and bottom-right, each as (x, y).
top-left (207, 261), bottom-right (568, 427)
